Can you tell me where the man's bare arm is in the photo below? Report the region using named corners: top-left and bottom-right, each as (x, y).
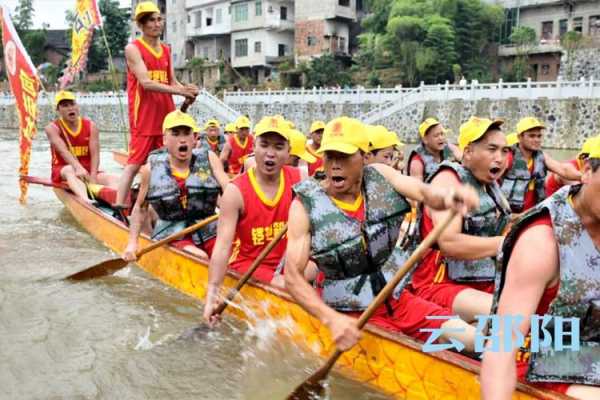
top-left (219, 142), bottom-right (232, 165)
top-left (209, 151), bottom-right (230, 190)
top-left (408, 157), bottom-right (425, 181)
top-left (44, 124), bottom-right (84, 171)
top-left (122, 165), bottom-right (151, 261)
top-left (544, 153), bottom-right (582, 182)
top-left (88, 121), bottom-right (100, 179)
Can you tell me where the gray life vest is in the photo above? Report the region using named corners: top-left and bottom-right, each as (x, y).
top-left (428, 161), bottom-right (511, 282)
top-left (407, 143), bottom-right (454, 181)
top-left (293, 166), bottom-right (412, 311)
top-left (146, 147), bottom-right (220, 245)
top-left (494, 185), bottom-right (600, 385)
top-left (500, 144), bottom-right (546, 213)
top-left (200, 134), bottom-right (226, 155)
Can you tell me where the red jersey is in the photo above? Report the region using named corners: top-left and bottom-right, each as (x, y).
top-left (127, 38), bottom-right (175, 137)
top-left (227, 134), bottom-right (254, 174)
top-left (51, 118), bottom-right (92, 183)
top-left (228, 166), bottom-right (301, 282)
top-left (306, 144), bottom-right (324, 177)
top-left (545, 159), bottom-right (581, 196)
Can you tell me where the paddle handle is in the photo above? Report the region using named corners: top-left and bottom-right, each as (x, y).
top-left (212, 224), bottom-right (288, 317)
top-left (180, 96), bottom-right (194, 113)
top-left (135, 214), bottom-right (219, 258)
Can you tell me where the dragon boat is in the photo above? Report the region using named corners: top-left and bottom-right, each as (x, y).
top-left (48, 181), bottom-right (568, 400)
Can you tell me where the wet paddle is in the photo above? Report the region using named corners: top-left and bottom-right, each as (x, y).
top-left (286, 211), bottom-right (458, 400)
top-left (180, 224), bottom-right (288, 339)
top-left (66, 214), bottom-right (219, 281)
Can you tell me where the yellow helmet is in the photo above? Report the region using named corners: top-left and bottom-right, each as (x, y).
top-left (458, 117), bottom-right (504, 150)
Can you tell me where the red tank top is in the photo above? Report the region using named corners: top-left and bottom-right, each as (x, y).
top-left (229, 166), bottom-right (301, 274)
top-left (227, 134), bottom-right (254, 174)
top-left (51, 118), bottom-right (92, 176)
top-left (545, 159), bottom-right (580, 196)
top-left (127, 38), bottom-right (175, 137)
top-left (306, 144), bottom-right (324, 176)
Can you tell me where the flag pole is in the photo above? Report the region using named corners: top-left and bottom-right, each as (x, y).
top-left (99, 26), bottom-right (128, 152)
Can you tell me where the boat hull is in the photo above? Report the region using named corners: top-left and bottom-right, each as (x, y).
top-left (54, 187), bottom-right (564, 400)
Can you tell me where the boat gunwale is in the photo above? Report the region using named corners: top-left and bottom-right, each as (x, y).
top-left (52, 185), bottom-right (571, 400)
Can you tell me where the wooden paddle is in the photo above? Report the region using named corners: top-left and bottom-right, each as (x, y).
top-left (66, 214), bottom-right (219, 281)
top-left (179, 224), bottom-right (288, 339)
top-left (286, 210), bottom-right (458, 400)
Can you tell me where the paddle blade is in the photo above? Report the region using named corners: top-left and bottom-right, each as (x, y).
top-left (177, 324), bottom-right (211, 341)
top-left (286, 367), bottom-right (329, 400)
top-left (66, 257), bottom-right (128, 280)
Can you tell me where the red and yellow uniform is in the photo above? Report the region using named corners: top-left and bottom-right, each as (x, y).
top-left (126, 38), bottom-right (175, 165)
top-left (331, 193), bottom-right (453, 342)
top-left (228, 165), bottom-right (300, 282)
top-left (227, 134), bottom-right (254, 175)
top-left (51, 117), bottom-right (92, 183)
top-left (305, 143), bottom-right (324, 177)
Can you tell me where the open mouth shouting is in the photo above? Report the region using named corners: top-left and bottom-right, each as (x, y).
top-left (330, 175), bottom-right (346, 189)
top-left (177, 144), bottom-right (190, 158)
top-left (263, 159), bottom-right (277, 172)
top-left (488, 165), bottom-right (502, 180)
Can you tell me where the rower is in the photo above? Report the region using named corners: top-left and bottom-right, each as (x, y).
top-left (305, 120), bottom-right (326, 179)
top-left (121, 110), bottom-right (229, 263)
top-left (545, 136), bottom-right (597, 196)
top-left (203, 116), bottom-right (302, 322)
top-left (500, 117), bottom-right (581, 214)
top-left (199, 118), bottom-right (226, 156)
top-left (224, 122), bottom-right (236, 137)
top-left (283, 117), bottom-right (481, 351)
top-left (365, 125), bottom-right (403, 167)
top-left (114, 1), bottom-right (199, 210)
top-left (481, 142), bottom-right (600, 400)
top-left (219, 115), bottom-right (254, 175)
top-left (45, 90), bottom-right (118, 203)
top-left (407, 118), bottom-right (461, 181)
top-left (409, 117), bottom-right (511, 323)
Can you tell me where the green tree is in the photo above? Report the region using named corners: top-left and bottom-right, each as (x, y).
top-left (561, 31), bottom-right (586, 80)
top-left (10, 0), bottom-right (47, 66)
top-left (304, 54), bottom-right (352, 88)
top-left (13, 0), bottom-right (34, 33)
top-left (509, 26), bottom-right (536, 81)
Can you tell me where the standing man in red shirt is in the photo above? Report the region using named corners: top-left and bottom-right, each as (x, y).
top-left (45, 91), bottom-right (118, 202)
top-left (305, 120), bottom-right (325, 179)
top-left (219, 115), bottom-right (254, 175)
top-left (114, 1), bottom-right (199, 210)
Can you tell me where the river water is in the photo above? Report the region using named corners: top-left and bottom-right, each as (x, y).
top-left (0, 126), bottom-right (577, 400)
top-left (0, 128), bottom-right (394, 400)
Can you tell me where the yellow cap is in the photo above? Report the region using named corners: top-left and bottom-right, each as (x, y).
top-left (204, 119), bottom-right (220, 131)
top-left (254, 116), bottom-right (290, 141)
top-left (162, 110), bottom-right (197, 133)
top-left (580, 136), bottom-right (598, 156)
top-left (224, 122), bottom-right (236, 133)
top-left (367, 125), bottom-right (402, 151)
top-left (134, 1), bottom-right (160, 20)
top-left (318, 117), bottom-right (369, 155)
top-left (506, 132), bottom-right (519, 146)
top-left (458, 116), bottom-right (504, 150)
top-left (516, 117), bottom-right (545, 135)
top-left (235, 115), bottom-right (251, 130)
top-left (310, 120), bottom-right (326, 133)
top-left (288, 129), bottom-right (317, 163)
top-left (418, 118), bottom-right (441, 137)
top-left (589, 138), bottom-right (600, 159)
top-left (55, 90), bottom-right (76, 108)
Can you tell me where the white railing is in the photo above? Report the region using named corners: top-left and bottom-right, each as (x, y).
top-left (223, 78), bottom-right (600, 107)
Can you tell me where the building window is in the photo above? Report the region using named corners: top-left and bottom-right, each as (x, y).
top-left (307, 35), bottom-right (316, 46)
top-left (207, 17), bottom-right (212, 26)
top-left (216, 8), bottom-right (222, 24)
top-left (255, 0), bottom-right (262, 16)
top-left (338, 0), bottom-right (350, 6)
top-left (541, 21), bottom-right (553, 40)
top-left (187, 15), bottom-right (191, 23)
top-left (573, 17), bottom-right (583, 33)
top-left (278, 43), bottom-right (286, 57)
top-left (195, 11), bottom-right (202, 28)
top-left (559, 19), bottom-right (568, 37)
top-left (280, 6), bottom-right (287, 20)
top-left (233, 3), bottom-right (248, 22)
top-left (590, 15), bottom-right (600, 36)
top-left (339, 36), bottom-right (346, 52)
top-left (357, 0), bottom-right (363, 11)
top-left (235, 38), bottom-right (248, 57)
top-left (255, 41), bottom-right (262, 53)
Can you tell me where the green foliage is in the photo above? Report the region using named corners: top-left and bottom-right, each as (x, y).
top-left (367, 71), bottom-right (382, 87)
top-left (357, 0), bottom-right (504, 85)
top-left (13, 0), bottom-right (34, 32)
top-left (509, 26), bottom-right (536, 49)
top-left (10, 0), bottom-right (47, 66)
top-left (303, 54), bottom-right (353, 88)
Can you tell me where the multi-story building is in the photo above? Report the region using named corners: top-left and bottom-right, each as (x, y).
top-left (185, 0), bottom-right (232, 62)
top-left (493, 0), bottom-right (600, 81)
top-left (294, 0), bottom-right (364, 63)
top-left (230, 0), bottom-right (295, 82)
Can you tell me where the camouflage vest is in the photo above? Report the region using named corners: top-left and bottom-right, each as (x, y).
top-left (294, 166), bottom-right (411, 311)
top-left (147, 147), bottom-right (220, 244)
top-left (500, 144), bottom-right (546, 213)
top-left (494, 186), bottom-right (600, 385)
top-left (427, 161), bottom-right (511, 282)
top-left (407, 143), bottom-right (453, 180)
top-left (200, 134), bottom-right (226, 155)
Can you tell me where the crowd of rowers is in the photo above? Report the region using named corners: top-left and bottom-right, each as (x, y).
top-left (46, 90), bottom-right (599, 399)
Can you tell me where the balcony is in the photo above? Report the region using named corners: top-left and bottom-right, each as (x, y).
top-left (498, 39), bottom-right (562, 57)
top-left (264, 16), bottom-right (294, 31)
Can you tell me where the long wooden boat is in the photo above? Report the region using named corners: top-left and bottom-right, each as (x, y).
top-left (53, 186), bottom-right (569, 400)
